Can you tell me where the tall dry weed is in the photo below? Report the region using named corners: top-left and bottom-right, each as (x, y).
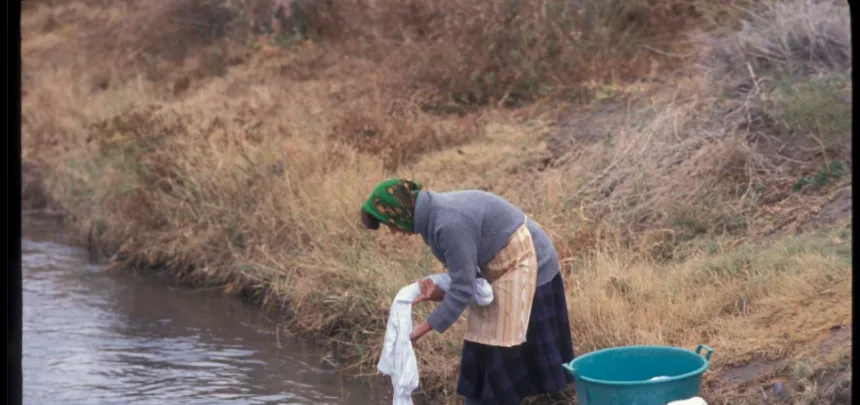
top-left (309, 0), bottom-right (702, 105)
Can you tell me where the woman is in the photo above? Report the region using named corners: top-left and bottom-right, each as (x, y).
top-left (360, 178), bottom-right (575, 405)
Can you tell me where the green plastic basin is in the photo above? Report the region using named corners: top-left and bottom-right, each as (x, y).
top-left (562, 344), bottom-right (713, 405)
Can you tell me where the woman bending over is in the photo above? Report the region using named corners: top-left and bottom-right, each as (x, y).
top-left (360, 178), bottom-right (575, 405)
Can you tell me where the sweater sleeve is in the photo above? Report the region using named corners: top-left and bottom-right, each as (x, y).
top-left (426, 219), bottom-right (479, 333)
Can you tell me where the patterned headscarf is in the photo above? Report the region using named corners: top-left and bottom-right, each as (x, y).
top-left (360, 178), bottom-right (423, 231)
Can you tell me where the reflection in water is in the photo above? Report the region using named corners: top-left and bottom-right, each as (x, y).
top-left (22, 219), bottom-right (383, 405)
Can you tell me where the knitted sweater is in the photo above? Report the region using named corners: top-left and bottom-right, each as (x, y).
top-left (412, 190), bottom-right (560, 333)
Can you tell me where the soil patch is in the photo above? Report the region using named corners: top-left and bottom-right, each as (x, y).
top-left (820, 323), bottom-right (852, 356)
top-left (22, 161), bottom-right (51, 212)
top-left (544, 101), bottom-right (627, 163)
top-left (708, 324), bottom-right (853, 404)
top-left (721, 360), bottom-right (783, 384)
top-left (814, 186), bottom-right (852, 228)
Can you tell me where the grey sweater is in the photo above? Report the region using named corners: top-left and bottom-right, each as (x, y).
top-left (413, 189), bottom-right (561, 333)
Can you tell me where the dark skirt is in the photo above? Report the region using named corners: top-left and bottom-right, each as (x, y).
top-left (457, 273), bottom-right (575, 405)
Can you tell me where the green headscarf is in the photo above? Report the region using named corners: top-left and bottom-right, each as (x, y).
top-left (361, 178), bottom-right (423, 231)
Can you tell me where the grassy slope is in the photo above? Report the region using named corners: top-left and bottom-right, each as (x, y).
top-left (23, 0), bottom-right (851, 404)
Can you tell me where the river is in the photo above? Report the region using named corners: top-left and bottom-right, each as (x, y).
top-left (22, 218), bottom-right (386, 405)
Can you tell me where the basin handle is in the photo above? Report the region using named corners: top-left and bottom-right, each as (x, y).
top-left (562, 361), bottom-right (577, 377)
top-left (695, 344), bottom-right (714, 361)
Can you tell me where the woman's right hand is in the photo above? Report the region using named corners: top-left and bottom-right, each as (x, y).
top-left (412, 278), bottom-right (445, 305)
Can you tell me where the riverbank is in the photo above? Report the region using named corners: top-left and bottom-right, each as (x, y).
top-left (23, 0), bottom-right (851, 403)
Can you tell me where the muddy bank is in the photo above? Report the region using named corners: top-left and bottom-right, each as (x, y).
top-left (22, 162), bottom-right (54, 213)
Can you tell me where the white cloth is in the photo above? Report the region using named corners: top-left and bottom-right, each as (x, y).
top-left (377, 273), bottom-right (494, 405)
top-left (666, 397), bottom-right (707, 405)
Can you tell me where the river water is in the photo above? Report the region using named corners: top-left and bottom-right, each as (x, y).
top-left (22, 218), bottom-right (385, 405)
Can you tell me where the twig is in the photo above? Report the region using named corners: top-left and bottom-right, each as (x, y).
top-left (496, 85), bottom-right (514, 108)
top-left (642, 44), bottom-right (695, 59)
top-left (22, 209), bottom-right (65, 217)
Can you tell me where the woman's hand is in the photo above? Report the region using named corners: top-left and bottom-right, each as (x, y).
top-left (409, 321), bottom-right (432, 344)
top-left (412, 278), bottom-right (445, 305)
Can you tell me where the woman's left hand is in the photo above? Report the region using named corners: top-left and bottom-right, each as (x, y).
top-left (412, 279), bottom-right (445, 304)
top-left (410, 321), bottom-right (432, 344)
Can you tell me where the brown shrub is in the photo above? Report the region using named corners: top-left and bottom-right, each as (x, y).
top-left (330, 100), bottom-right (482, 170)
top-left (290, 0), bottom-right (711, 105)
top-left (694, 0), bottom-right (852, 170)
top-left (699, 0), bottom-right (851, 81)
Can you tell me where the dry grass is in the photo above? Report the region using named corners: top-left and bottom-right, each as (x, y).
top-left (22, 0), bottom-right (851, 403)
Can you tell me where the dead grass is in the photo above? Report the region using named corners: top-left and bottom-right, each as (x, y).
top-left (22, 0), bottom-right (851, 404)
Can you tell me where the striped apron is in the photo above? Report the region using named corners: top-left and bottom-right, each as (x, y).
top-left (463, 218), bottom-right (538, 347)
